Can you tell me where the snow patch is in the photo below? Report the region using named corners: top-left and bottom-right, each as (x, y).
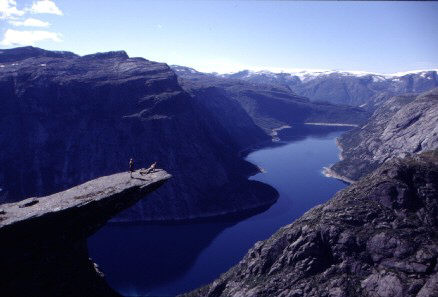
top-left (213, 68), bottom-right (438, 82)
top-left (372, 75), bottom-right (385, 82)
top-left (172, 64), bottom-right (438, 83)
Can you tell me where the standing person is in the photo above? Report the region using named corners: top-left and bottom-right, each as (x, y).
top-left (129, 158), bottom-right (134, 178)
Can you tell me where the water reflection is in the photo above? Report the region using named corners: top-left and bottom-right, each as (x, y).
top-left (88, 221), bottom-right (238, 296)
top-left (278, 124), bottom-right (352, 141)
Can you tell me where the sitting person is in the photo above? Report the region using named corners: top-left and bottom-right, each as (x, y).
top-left (140, 162), bottom-right (157, 175)
top-left (148, 162), bottom-right (157, 173)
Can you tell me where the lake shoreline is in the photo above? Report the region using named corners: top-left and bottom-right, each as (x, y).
top-left (270, 125), bottom-right (292, 142)
top-left (304, 122), bottom-right (359, 127)
top-left (322, 139), bottom-right (356, 184)
top-left (322, 167), bottom-right (355, 184)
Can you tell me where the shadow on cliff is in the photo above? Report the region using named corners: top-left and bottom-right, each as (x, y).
top-left (87, 218), bottom-right (248, 296)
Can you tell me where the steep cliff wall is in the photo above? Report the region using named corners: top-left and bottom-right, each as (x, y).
top-left (330, 88), bottom-right (438, 182)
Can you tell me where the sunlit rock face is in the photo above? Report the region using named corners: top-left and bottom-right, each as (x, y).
top-left (182, 151), bottom-right (438, 297)
top-left (0, 46), bottom-right (277, 221)
top-left (331, 88), bottom-right (438, 181)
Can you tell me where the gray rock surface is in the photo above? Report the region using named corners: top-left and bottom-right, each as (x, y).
top-left (331, 88), bottom-right (438, 181)
top-left (182, 151), bottom-right (438, 297)
top-left (0, 168), bottom-right (170, 296)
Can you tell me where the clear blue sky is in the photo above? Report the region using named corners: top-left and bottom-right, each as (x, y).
top-left (1, 1), bottom-right (438, 73)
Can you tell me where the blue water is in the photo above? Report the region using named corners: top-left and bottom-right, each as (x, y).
top-left (87, 126), bottom-right (349, 297)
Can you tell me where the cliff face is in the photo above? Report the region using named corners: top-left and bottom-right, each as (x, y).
top-left (0, 169), bottom-right (170, 296)
top-left (172, 66), bottom-right (370, 134)
top-left (180, 84), bottom-right (271, 149)
top-left (330, 89), bottom-right (438, 181)
top-left (183, 151), bottom-right (438, 297)
top-left (0, 46), bottom-right (277, 221)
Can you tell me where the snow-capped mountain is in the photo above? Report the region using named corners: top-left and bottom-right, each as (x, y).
top-left (172, 65), bottom-right (438, 107)
top-left (219, 68), bottom-right (438, 81)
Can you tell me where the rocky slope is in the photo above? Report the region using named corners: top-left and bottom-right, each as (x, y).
top-left (211, 68), bottom-right (438, 107)
top-left (172, 66), bottom-right (369, 134)
top-left (0, 46), bottom-right (278, 221)
top-left (330, 88), bottom-right (438, 182)
top-left (182, 150), bottom-right (438, 297)
top-left (0, 168), bottom-right (170, 297)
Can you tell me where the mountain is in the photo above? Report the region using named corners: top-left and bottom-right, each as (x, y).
top-left (182, 150), bottom-right (438, 297)
top-left (174, 66), bottom-right (438, 107)
top-left (329, 88), bottom-right (438, 182)
top-left (0, 46), bottom-right (277, 221)
top-left (172, 65), bottom-right (369, 134)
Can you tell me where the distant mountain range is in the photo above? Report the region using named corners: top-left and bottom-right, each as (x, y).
top-left (172, 65), bottom-right (369, 135)
top-left (172, 65), bottom-right (438, 107)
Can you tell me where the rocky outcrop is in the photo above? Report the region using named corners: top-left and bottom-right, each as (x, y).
top-left (0, 46), bottom-right (277, 221)
top-left (0, 169), bottom-right (170, 296)
top-left (182, 151), bottom-right (438, 297)
top-left (330, 89), bottom-right (438, 181)
top-left (173, 66), bottom-right (369, 134)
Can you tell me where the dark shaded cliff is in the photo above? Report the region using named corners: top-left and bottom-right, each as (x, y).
top-left (182, 151), bottom-right (438, 297)
top-left (0, 46), bottom-right (277, 221)
top-left (0, 168), bottom-right (170, 297)
top-left (330, 88), bottom-right (438, 182)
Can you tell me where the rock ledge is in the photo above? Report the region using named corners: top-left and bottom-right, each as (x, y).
top-left (0, 169), bottom-right (170, 297)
